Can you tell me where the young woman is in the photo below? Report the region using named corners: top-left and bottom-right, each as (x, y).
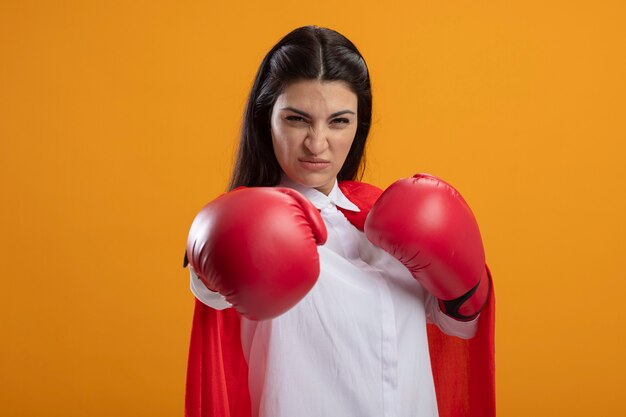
top-left (184, 25), bottom-right (495, 417)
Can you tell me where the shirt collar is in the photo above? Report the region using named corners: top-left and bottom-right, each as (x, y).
top-left (278, 174), bottom-right (361, 212)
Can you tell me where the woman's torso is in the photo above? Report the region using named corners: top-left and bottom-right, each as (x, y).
top-left (240, 180), bottom-right (439, 417)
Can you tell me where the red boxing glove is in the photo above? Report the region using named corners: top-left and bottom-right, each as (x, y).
top-left (364, 173), bottom-right (489, 321)
top-left (186, 187), bottom-right (327, 320)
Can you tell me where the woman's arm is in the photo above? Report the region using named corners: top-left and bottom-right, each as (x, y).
top-left (425, 291), bottom-right (479, 339)
top-left (189, 265), bottom-right (233, 310)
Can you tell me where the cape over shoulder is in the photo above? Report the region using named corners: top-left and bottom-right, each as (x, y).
top-left (184, 180), bottom-right (495, 417)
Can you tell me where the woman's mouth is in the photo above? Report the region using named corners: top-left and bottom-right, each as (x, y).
top-left (298, 158), bottom-right (331, 171)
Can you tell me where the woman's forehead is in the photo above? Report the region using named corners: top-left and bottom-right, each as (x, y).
top-left (275, 79), bottom-right (357, 113)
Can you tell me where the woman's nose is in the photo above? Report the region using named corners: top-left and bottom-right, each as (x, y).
top-left (304, 127), bottom-right (329, 155)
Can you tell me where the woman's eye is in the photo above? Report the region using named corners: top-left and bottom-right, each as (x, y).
top-left (332, 118), bottom-right (350, 124)
top-left (286, 116), bottom-right (307, 123)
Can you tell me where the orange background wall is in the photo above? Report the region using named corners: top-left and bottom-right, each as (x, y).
top-left (1, 1), bottom-right (625, 416)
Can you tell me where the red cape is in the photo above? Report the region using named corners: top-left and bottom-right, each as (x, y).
top-left (185, 180), bottom-right (496, 417)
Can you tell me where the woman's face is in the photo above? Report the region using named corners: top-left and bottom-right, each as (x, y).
top-left (270, 79), bottom-right (358, 195)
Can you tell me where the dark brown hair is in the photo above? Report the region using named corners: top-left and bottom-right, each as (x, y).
top-left (228, 25), bottom-right (372, 190)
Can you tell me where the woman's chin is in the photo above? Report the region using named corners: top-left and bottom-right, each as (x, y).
top-left (283, 173), bottom-right (333, 194)
top-left (297, 175), bottom-right (333, 189)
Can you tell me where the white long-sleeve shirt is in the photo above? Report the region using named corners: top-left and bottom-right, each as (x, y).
top-left (190, 178), bottom-right (479, 417)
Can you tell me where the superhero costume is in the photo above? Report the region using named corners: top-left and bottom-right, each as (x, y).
top-left (184, 180), bottom-right (495, 417)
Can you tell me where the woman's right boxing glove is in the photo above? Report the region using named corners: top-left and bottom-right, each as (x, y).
top-left (185, 187), bottom-right (327, 320)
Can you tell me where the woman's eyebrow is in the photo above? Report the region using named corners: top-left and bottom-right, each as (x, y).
top-left (280, 106), bottom-right (356, 118)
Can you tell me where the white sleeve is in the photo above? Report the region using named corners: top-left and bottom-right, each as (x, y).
top-left (189, 266), bottom-right (233, 310)
top-left (425, 291), bottom-right (479, 339)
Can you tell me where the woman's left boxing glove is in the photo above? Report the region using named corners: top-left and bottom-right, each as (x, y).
top-left (364, 173), bottom-right (489, 321)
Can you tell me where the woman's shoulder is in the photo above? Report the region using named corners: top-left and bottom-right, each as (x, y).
top-left (337, 180), bottom-right (384, 206)
top-left (336, 180), bottom-right (383, 231)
